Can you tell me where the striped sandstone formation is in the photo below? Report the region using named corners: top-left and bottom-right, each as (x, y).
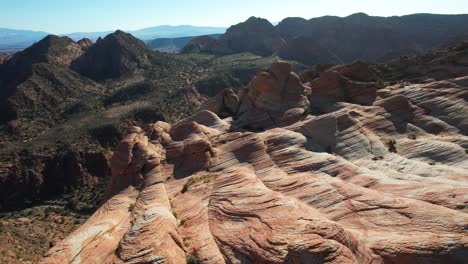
top-left (42, 61), bottom-right (468, 263)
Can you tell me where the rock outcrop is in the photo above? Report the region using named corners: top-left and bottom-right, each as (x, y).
top-left (0, 53), bottom-right (10, 64)
top-left (181, 35), bottom-right (217, 54)
top-left (42, 60), bottom-right (468, 263)
top-left (77, 38), bottom-right (93, 50)
top-left (235, 61), bottom-right (310, 129)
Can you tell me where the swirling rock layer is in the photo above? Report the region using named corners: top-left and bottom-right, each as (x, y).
top-left (42, 62), bottom-right (468, 263)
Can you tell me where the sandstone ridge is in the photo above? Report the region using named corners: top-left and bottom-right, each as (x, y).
top-left (42, 61), bottom-right (468, 263)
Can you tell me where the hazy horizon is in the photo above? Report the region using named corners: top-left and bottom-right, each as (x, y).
top-left (1, 0), bottom-right (468, 34)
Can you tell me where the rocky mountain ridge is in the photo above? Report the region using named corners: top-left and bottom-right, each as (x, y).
top-left (183, 13), bottom-right (468, 64)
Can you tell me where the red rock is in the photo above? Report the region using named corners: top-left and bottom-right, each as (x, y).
top-left (236, 60), bottom-right (310, 129)
top-left (198, 88), bottom-right (239, 117)
top-left (77, 38), bottom-right (93, 50)
top-left (308, 70), bottom-right (377, 105)
top-left (41, 62), bottom-right (468, 264)
top-left (330, 60), bottom-right (377, 82)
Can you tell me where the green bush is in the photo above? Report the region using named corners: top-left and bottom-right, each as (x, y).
top-left (386, 139), bottom-right (397, 153)
top-left (186, 255), bottom-right (200, 264)
top-left (128, 203), bottom-right (135, 212)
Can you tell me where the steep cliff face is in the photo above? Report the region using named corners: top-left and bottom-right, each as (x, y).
top-left (42, 61), bottom-right (468, 263)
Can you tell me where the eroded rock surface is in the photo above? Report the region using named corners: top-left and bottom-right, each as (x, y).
top-left (42, 61), bottom-right (468, 264)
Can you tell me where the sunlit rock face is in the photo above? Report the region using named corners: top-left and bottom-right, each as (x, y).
top-left (42, 61), bottom-right (468, 264)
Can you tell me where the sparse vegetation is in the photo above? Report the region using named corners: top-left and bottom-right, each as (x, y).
top-left (372, 156), bottom-right (384, 161)
top-left (186, 254), bottom-right (200, 264)
top-left (181, 173), bottom-right (219, 193)
top-left (184, 239), bottom-right (190, 247)
top-left (386, 139), bottom-right (397, 153)
top-left (0, 206), bottom-right (88, 264)
top-left (376, 79), bottom-right (385, 88)
top-left (408, 134), bottom-right (417, 140)
top-left (172, 211), bottom-right (178, 219)
top-left (128, 203), bottom-right (135, 212)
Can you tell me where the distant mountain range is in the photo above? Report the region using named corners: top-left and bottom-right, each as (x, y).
top-left (183, 13), bottom-right (468, 64)
top-left (0, 25), bottom-right (226, 53)
top-left (0, 28), bottom-right (49, 53)
top-left (66, 25), bottom-right (226, 41)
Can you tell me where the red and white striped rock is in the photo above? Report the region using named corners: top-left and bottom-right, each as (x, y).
top-left (42, 63), bottom-right (468, 264)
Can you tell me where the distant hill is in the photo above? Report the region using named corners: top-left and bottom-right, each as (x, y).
top-left (0, 25), bottom-right (226, 54)
top-left (184, 13), bottom-right (468, 64)
top-left (0, 28), bottom-right (49, 53)
top-left (147, 34), bottom-right (221, 53)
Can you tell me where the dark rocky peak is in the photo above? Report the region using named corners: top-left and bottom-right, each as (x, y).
top-left (213, 17), bottom-right (285, 56)
top-left (4, 34), bottom-right (83, 68)
top-left (71, 30), bottom-right (157, 81)
top-left (77, 38), bottom-right (93, 50)
top-left (243, 16), bottom-right (275, 27)
top-left (276, 17), bottom-right (310, 37)
top-left (346, 12), bottom-right (370, 19)
top-left (0, 35), bottom-right (84, 93)
top-left (343, 12), bottom-right (383, 27)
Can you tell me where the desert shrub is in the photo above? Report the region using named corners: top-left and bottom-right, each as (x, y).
top-left (181, 173), bottom-right (219, 193)
top-left (386, 139), bottom-right (397, 153)
top-left (128, 203), bottom-right (135, 212)
top-left (183, 239), bottom-right (190, 247)
top-left (186, 255), bottom-right (200, 264)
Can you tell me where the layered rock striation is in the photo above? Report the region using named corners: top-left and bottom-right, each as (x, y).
top-left (42, 61), bottom-right (468, 263)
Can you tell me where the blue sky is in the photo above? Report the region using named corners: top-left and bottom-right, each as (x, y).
top-left (1, 0), bottom-right (467, 34)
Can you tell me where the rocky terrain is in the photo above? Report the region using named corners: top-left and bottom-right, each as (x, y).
top-left (1, 20), bottom-right (468, 262)
top-left (40, 56), bottom-right (468, 263)
top-left (184, 13), bottom-right (468, 64)
top-left (0, 28), bottom-right (310, 262)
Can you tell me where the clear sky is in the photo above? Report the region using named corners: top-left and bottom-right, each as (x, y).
top-left (1, 0), bottom-right (467, 34)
